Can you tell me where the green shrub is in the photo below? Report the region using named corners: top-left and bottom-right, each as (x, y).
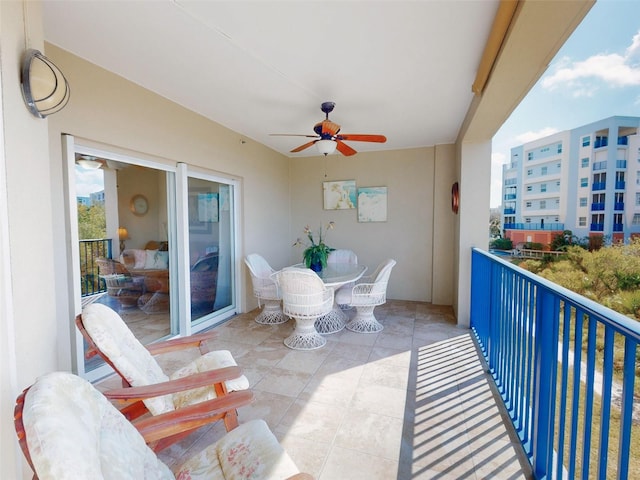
top-left (491, 238), bottom-right (513, 250)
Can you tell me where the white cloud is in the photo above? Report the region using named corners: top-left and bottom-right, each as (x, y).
top-left (515, 127), bottom-right (560, 144)
top-left (541, 30), bottom-right (640, 94)
top-left (75, 168), bottom-right (104, 197)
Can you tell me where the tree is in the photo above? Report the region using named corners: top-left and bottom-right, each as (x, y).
top-left (77, 203), bottom-right (106, 239)
top-left (489, 207), bottom-right (501, 238)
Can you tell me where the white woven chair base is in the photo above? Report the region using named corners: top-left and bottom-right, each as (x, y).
top-left (284, 317), bottom-right (327, 350)
top-left (345, 306), bottom-right (383, 333)
top-left (315, 308), bottom-right (347, 334)
top-left (255, 300), bottom-right (287, 325)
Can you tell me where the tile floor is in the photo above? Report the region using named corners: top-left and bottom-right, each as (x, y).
top-left (97, 300), bottom-right (533, 479)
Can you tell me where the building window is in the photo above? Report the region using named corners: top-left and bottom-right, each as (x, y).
top-left (556, 181), bottom-right (560, 186)
top-left (541, 184), bottom-right (547, 192)
top-left (541, 166), bottom-right (548, 175)
top-left (555, 199), bottom-right (559, 205)
top-left (527, 185), bottom-right (533, 192)
top-left (580, 177), bottom-right (588, 187)
top-left (579, 217), bottom-right (587, 227)
top-left (580, 197), bottom-right (587, 207)
top-left (581, 157), bottom-right (589, 168)
top-left (527, 169), bottom-right (533, 176)
top-left (558, 144), bottom-right (562, 153)
top-left (636, 192), bottom-right (640, 206)
top-left (633, 214), bottom-right (640, 225)
top-left (555, 217), bottom-right (559, 222)
top-left (582, 136), bottom-right (590, 147)
top-left (525, 218), bottom-right (531, 223)
top-left (540, 200), bottom-right (546, 209)
top-left (526, 201), bottom-right (532, 207)
top-left (528, 152), bottom-right (533, 161)
top-left (593, 193), bottom-right (605, 204)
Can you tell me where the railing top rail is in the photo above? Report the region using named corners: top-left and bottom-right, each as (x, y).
top-left (473, 248), bottom-right (640, 341)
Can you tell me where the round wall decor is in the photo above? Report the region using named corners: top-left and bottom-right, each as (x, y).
top-left (451, 182), bottom-right (459, 214)
top-left (130, 194), bottom-right (149, 216)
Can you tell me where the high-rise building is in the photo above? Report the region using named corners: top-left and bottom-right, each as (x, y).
top-left (502, 116), bottom-right (640, 246)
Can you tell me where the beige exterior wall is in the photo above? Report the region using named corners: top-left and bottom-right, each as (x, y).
top-left (289, 146), bottom-right (455, 303)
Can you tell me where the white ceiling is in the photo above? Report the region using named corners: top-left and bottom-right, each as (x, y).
top-left (42, 1), bottom-right (499, 157)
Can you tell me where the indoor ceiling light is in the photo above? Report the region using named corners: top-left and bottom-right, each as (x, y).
top-left (20, 49), bottom-right (70, 118)
top-left (315, 139), bottom-right (337, 156)
top-left (76, 155), bottom-right (102, 169)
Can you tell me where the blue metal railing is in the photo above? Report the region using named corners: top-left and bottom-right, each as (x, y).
top-left (471, 248), bottom-right (639, 479)
top-left (79, 238), bottom-right (112, 296)
top-left (503, 223), bottom-right (564, 231)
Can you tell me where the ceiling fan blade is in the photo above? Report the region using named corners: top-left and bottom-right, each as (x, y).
top-left (290, 140), bottom-right (317, 153)
top-left (336, 134), bottom-right (387, 143)
top-left (270, 134), bottom-right (319, 138)
top-left (335, 140), bottom-right (357, 156)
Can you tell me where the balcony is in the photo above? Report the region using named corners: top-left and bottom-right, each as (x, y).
top-left (471, 249), bottom-right (640, 479)
top-left (591, 202), bottom-right (605, 211)
top-left (616, 181), bottom-right (626, 190)
top-left (592, 182), bottom-right (606, 191)
top-left (615, 202), bottom-right (625, 211)
top-left (616, 160), bottom-right (627, 169)
top-left (504, 208), bottom-right (516, 215)
top-left (504, 194), bottom-right (517, 201)
top-left (79, 238), bottom-right (112, 296)
top-left (503, 223), bottom-right (564, 231)
top-left (613, 223), bottom-right (624, 232)
top-left (591, 223), bottom-right (605, 231)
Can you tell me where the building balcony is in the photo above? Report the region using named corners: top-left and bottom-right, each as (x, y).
top-left (504, 208), bottom-right (516, 215)
top-left (504, 194), bottom-right (517, 201)
top-left (616, 159), bottom-right (627, 169)
top-left (591, 203), bottom-right (605, 211)
top-left (503, 223), bottom-right (564, 231)
top-left (591, 223), bottom-right (605, 231)
top-left (614, 202), bottom-right (624, 211)
top-left (613, 223), bottom-right (624, 232)
top-left (471, 249), bottom-right (640, 479)
top-left (615, 181), bottom-right (626, 190)
top-left (592, 182), bottom-right (606, 191)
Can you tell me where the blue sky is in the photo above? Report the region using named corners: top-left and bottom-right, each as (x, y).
top-left (491, 0), bottom-right (640, 207)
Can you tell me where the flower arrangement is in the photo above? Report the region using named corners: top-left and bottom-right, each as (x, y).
top-left (293, 222), bottom-right (335, 271)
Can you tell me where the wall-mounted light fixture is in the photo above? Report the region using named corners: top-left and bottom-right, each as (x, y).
top-left (20, 49), bottom-right (70, 118)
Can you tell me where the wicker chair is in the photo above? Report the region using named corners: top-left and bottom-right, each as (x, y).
top-left (95, 257), bottom-right (143, 308)
top-left (272, 267), bottom-right (333, 350)
top-left (327, 249), bottom-right (358, 310)
top-left (244, 254), bottom-right (287, 324)
top-left (14, 372), bottom-right (312, 480)
top-left (335, 259), bottom-right (396, 333)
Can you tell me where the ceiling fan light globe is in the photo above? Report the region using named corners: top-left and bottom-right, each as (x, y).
top-left (316, 139), bottom-right (337, 156)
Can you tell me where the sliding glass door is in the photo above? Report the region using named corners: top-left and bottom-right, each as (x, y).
top-left (65, 136), bottom-right (239, 380)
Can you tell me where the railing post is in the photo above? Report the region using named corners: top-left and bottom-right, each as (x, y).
top-left (532, 287), bottom-right (559, 478)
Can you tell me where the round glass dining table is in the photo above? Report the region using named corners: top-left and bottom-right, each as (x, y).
top-left (294, 263), bottom-right (367, 334)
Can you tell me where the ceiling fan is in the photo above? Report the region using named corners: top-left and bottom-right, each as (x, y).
top-left (271, 102), bottom-right (387, 156)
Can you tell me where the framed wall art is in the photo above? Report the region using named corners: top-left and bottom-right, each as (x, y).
top-left (357, 186), bottom-right (387, 222)
top-left (323, 180), bottom-right (357, 210)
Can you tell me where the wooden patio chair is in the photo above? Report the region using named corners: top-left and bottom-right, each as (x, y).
top-left (76, 303), bottom-right (251, 451)
top-left (14, 372), bottom-right (312, 480)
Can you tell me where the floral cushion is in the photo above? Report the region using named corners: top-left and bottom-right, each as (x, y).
top-left (23, 372), bottom-right (173, 480)
top-left (82, 304), bottom-right (249, 415)
top-left (171, 350), bottom-right (250, 410)
top-left (82, 303), bottom-right (174, 415)
top-left (175, 420), bottom-right (301, 480)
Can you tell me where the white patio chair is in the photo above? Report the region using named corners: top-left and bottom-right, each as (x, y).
top-left (245, 254), bottom-right (287, 324)
top-left (273, 267), bottom-right (333, 350)
top-left (327, 249), bottom-right (358, 310)
top-left (335, 259), bottom-right (396, 333)
top-left (15, 372), bottom-right (312, 480)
